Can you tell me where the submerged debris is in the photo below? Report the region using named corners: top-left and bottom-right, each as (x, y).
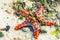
top-left (0, 32), bottom-right (4, 38)
top-left (0, 25), bottom-right (10, 32)
top-left (19, 15), bottom-right (24, 20)
top-left (0, 28), bottom-right (6, 31)
top-left (22, 2), bottom-right (26, 9)
top-left (6, 25), bottom-right (10, 31)
top-left (41, 30), bottom-right (47, 33)
top-left (56, 12), bottom-right (60, 19)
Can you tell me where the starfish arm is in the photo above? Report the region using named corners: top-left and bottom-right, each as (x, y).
top-left (35, 6), bottom-right (55, 26)
top-left (44, 20), bottom-right (55, 26)
top-left (35, 11), bottom-right (55, 26)
top-left (33, 22), bottom-right (40, 39)
top-left (31, 19), bottom-right (40, 39)
top-left (34, 29), bottom-right (40, 39)
top-left (15, 9), bottom-right (32, 30)
top-left (15, 15), bottom-right (31, 30)
top-left (15, 20), bottom-right (28, 30)
top-left (20, 9), bottom-right (29, 16)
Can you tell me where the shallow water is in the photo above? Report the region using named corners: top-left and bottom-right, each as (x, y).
top-left (0, 0), bottom-right (60, 40)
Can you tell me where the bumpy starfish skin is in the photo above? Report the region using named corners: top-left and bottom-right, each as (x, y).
top-left (15, 20), bottom-right (28, 30)
top-left (15, 6), bottom-right (55, 39)
top-left (35, 6), bottom-right (55, 26)
top-left (15, 9), bottom-right (40, 39)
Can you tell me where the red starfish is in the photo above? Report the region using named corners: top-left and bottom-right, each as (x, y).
top-left (14, 6), bottom-right (55, 39)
